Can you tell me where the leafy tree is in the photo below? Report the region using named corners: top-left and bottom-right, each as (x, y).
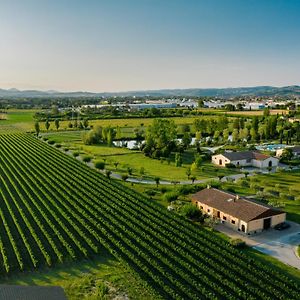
top-left (281, 148), bottom-right (293, 161)
top-left (82, 126), bottom-right (103, 145)
top-left (154, 176), bottom-right (160, 187)
top-left (186, 167), bottom-right (191, 179)
top-left (175, 152), bottom-right (182, 167)
top-left (113, 161), bottom-right (119, 170)
top-left (222, 129), bottom-right (229, 142)
top-left (121, 174), bottom-right (128, 182)
top-left (105, 170), bottom-right (112, 179)
top-left (83, 118), bottom-right (89, 129)
top-left (232, 129), bottom-right (239, 142)
top-left (34, 121), bottom-right (40, 137)
top-left (139, 167), bottom-right (145, 178)
top-left (190, 175), bottom-right (196, 184)
top-left (54, 119), bottom-right (60, 131)
top-left (144, 119), bottom-right (177, 158)
top-left (182, 132), bottom-right (192, 149)
top-left (127, 167), bottom-right (133, 175)
top-left (195, 131), bottom-right (202, 142)
top-left (180, 203), bottom-right (202, 220)
top-left (45, 119), bottom-right (50, 131)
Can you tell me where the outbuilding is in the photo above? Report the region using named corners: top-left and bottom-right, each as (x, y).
top-left (192, 187), bottom-right (286, 234)
top-left (212, 151), bottom-right (279, 168)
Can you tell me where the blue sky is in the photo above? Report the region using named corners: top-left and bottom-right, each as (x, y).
top-left (0, 0), bottom-right (299, 91)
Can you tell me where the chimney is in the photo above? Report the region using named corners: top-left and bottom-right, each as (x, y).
top-left (235, 195), bottom-right (239, 202)
top-left (207, 184), bottom-right (211, 189)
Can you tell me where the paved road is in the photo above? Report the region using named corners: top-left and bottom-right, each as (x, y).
top-left (216, 222), bottom-right (300, 269)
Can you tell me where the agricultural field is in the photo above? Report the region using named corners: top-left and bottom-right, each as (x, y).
top-left (0, 110), bottom-right (36, 133)
top-left (224, 109), bottom-right (288, 116)
top-left (0, 132), bottom-right (300, 299)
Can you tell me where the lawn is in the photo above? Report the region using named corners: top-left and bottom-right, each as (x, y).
top-left (42, 131), bottom-right (83, 143)
top-left (42, 131), bottom-right (238, 181)
top-left (0, 109), bottom-right (37, 132)
top-left (80, 145), bottom-right (236, 181)
top-left (224, 109), bottom-right (288, 116)
top-left (0, 253), bottom-right (156, 300)
top-left (38, 115), bottom-right (226, 133)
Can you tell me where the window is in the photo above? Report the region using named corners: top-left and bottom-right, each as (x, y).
top-left (231, 220), bottom-right (235, 224)
top-left (223, 216), bottom-right (227, 220)
top-left (207, 209), bottom-right (210, 213)
top-left (200, 206), bottom-right (203, 210)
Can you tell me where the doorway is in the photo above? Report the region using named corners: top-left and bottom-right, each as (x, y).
top-left (263, 218), bottom-right (271, 230)
top-left (241, 224), bottom-right (245, 232)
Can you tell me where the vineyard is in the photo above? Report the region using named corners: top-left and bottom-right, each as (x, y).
top-left (0, 133), bottom-right (300, 299)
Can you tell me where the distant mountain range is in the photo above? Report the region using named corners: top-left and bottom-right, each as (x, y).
top-left (0, 85), bottom-right (300, 98)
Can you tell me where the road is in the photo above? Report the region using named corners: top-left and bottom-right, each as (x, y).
top-left (216, 222), bottom-right (300, 269)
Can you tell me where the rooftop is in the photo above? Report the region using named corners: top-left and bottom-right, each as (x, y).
top-left (192, 188), bottom-right (284, 222)
top-left (220, 151), bottom-right (272, 161)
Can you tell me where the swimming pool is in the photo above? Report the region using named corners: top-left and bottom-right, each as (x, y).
top-left (255, 144), bottom-right (287, 151)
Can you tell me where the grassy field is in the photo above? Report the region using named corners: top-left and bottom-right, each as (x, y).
top-left (40, 115), bottom-right (222, 133)
top-left (224, 109), bottom-right (288, 116)
top-left (222, 170), bottom-right (300, 223)
top-left (0, 110), bottom-right (37, 132)
top-left (58, 140), bottom-right (236, 181)
top-left (0, 253), bottom-right (154, 300)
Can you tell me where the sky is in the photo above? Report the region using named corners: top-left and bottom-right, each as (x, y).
top-left (0, 0), bottom-right (300, 92)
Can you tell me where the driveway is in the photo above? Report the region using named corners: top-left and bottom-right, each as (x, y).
top-left (216, 221), bottom-right (300, 269)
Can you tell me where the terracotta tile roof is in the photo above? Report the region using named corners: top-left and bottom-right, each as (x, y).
top-left (221, 151), bottom-right (273, 161)
top-left (191, 188), bottom-right (284, 222)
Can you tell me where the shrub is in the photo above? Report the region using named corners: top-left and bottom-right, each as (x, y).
top-left (177, 185), bottom-right (197, 195)
top-left (230, 238), bottom-right (246, 248)
top-left (95, 161), bottom-right (105, 170)
top-left (55, 143), bottom-right (62, 148)
top-left (226, 163), bottom-right (236, 168)
top-left (48, 140), bottom-right (55, 145)
top-left (179, 203), bottom-right (202, 220)
top-left (160, 186), bottom-right (167, 194)
top-left (225, 187), bottom-right (235, 193)
top-left (145, 189), bottom-right (156, 196)
top-left (83, 156), bottom-right (92, 163)
top-left (163, 191), bottom-right (180, 202)
top-left (237, 179), bottom-right (250, 187)
top-left (73, 151), bottom-right (80, 157)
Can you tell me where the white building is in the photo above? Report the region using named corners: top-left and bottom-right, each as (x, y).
top-left (212, 151), bottom-right (279, 168)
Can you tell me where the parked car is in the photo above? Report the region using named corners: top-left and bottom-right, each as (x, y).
top-left (274, 222), bottom-right (291, 231)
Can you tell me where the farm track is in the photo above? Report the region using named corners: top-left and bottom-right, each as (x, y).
top-left (0, 133), bottom-right (300, 299)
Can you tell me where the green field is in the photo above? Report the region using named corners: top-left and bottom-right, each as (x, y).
top-left (45, 135), bottom-right (237, 181)
top-left (0, 110), bottom-right (37, 133)
top-left (0, 254), bottom-right (154, 300)
top-left (1, 133), bottom-right (300, 299)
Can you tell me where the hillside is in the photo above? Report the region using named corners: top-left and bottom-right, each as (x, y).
top-left (1, 85), bottom-right (300, 98)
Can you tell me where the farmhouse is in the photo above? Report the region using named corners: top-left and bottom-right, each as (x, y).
top-left (212, 151), bottom-right (279, 168)
top-left (276, 146), bottom-right (300, 158)
top-left (192, 187), bottom-right (286, 234)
